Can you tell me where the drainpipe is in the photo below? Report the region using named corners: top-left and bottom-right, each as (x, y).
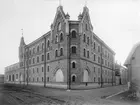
top-left (44, 36), bottom-right (47, 87)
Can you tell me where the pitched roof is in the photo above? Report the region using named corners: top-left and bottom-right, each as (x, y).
top-left (124, 42), bottom-right (140, 66)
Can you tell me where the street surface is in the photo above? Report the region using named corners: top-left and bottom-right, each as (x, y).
top-left (0, 83), bottom-right (131, 105)
top-left (0, 83), bottom-right (65, 105)
top-left (105, 90), bottom-right (140, 105)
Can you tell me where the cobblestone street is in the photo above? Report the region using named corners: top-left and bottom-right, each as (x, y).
top-left (0, 83), bottom-right (130, 105)
top-left (0, 84), bottom-right (65, 105)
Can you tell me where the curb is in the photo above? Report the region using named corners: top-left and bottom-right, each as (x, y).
top-left (105, 89), bottom-right (128, 99)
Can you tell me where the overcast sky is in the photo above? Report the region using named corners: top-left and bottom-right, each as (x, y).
top-left (0, 0), bottom-right (140, 74)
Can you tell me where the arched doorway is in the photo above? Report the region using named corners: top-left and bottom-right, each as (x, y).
top-left (55, 69), bottom-right (64, 82)
top-left (83, 69), bottom-right (89, 82)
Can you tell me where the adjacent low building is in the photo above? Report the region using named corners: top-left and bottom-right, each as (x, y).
top-left (0, 74), bottom-right (4, 83)
top-left (5, 5), bottom-right (116, 89)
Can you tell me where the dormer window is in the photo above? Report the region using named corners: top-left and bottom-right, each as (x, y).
top-left (58, 22), bottom-right (61, 31)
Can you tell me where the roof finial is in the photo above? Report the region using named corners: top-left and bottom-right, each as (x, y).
top-left (21, 29), bottom-right (23, 37)
top-left (59, 0), bottom-right (61, 6)
top-left (85, 0), bottom-right (87, 7)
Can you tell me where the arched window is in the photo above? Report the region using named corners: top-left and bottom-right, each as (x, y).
top-left (60, 48), bottom-right (63, 56)
top-left (83, 48), bottom-right (86, 57)
top-left (42, 43), bottom-right (44, 50)
top-left (87, 37), bottom-right (89, 45)
top-left (87, 50), bottom-right (89, 58)
top-left (60, 33), bottom-right (63, 41)
top-left (58, 22), bottom-right (61, 31)
top-left (83, 34), bottom-right (86, 42)
top-left (37, 46), bottom-right (39, 52)
top-left (56, 35), bottom-right (58, 43)
top-left (72, 75), bottom-right (76, 82)
top-left (72, 62), bottom-right (76, 68)
top-left (55, 50), bottom-right (58, 57)
top-left (71, 30), bottom-right (76, 38)
top-left (47, 40), bottom-right (50, 47)
top-left (71, 46), bottom-right (76, 54)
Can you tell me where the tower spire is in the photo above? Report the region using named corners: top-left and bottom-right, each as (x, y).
top-left (85, 0), bottom-right (87, 7)
top-left (21, 29), bottom-right (23, 37)
top-left (59, 0), bottom-right (61, 6)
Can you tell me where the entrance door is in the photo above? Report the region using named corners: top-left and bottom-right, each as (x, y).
top-left (55, 69), bottom-right (64, 82)
top-left (83, 70), bottom-right (89, 82)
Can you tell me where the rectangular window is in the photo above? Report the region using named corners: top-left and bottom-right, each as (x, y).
top-left (87, 37), bottom-right (89, 45)
top-left (47, 53), bottom-right (50, 60)
top-left (37, 68), bottom-right (39, 73)
top-left (87, 51), bottom-right (89, 58)
top-left (94, 67), bottom-right (96, 73)
top-left (42, 67), bottom-right (44, 72)
top-left (16, 74), bottom-right (18, 79)
top-left (98, 56), bottom-right (100, 63)
top-left (47, 77), bottom-right (49, 82)
top-left (93, 42), bottom-right (96, 50)
top-left (98, 46), bottom-right (100, 52)
top-left (47, 66), bottom-right (49, 72)
top-left (37, 56), bottom-right (39, 63)
top-left (94, 54), bottom-right (96, 61)
top-left (42, 55), bottom-right (44, 61)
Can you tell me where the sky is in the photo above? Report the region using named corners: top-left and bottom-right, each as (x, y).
top-left (0, 0), bottom-right (140, 74)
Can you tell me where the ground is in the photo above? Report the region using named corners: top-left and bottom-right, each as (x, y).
top-left (0, 83), bottom-right (139, 105)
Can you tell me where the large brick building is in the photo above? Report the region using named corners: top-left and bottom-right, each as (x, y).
top-left (5, 5), bottom-right (116, 89)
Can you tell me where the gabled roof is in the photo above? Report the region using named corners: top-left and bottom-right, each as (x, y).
top-left (124, 42), bottom-right (140, 66)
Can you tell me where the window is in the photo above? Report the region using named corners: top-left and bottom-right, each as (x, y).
top-left (56, 35), bottom-right (58, 42)
top-left (72, 75), bottom-right (76, 82)
top-left (55, 50), bottom-right (58, 57)
top-left (37, 56), bottom-right (39, 63)
top-left (16, 74), bottom-right (18, 79)
top-left (105, 60), bottom-right (107, 66)
top-left (47, 40), bottom-right (50, 48)
top-left (102, 59), bottom-right (104, 65)
top-left (42, 55), bottom-right (44, 61)
top-left (94, 54), bottom-right (96, 61)
top-left (29, 50), bottom-right (31, 55)
top-left (42, 67), bottom-right (44, 72)
top-left (60, 48), bottom-right (63, 56)
top-left (94, 77), bottom-right (96, 82)
top-left (85, 23), bottom-right (88, 31)
top-left (71, 30), bottom-right (76, 38)
top-left (33, 48), bottom-right (35, 54)
top-left (87, 51), bottom-right (89, 58)
top-left (71, 46), bottom-right (76, 54)
top-left (47, 66), bottom-right (49, 72)
top-left (98, 46), bottom-right (100, 52)
top-left (33, 58), bottom-right (35, 64)
top-left (29, 59), bottom-right (31, 65)
top-left (60, 33), bottom-right (63, 41)
top-left (33, 68), bottom-right (34, 73)
top-left (47, 53), bottom-right (50, 60)
top-left (37, 46), bottom-right (39, 52)
top-left (98, 77), bottom-right (100, 83)
top-left (108, 62), bottom-right (110, 67)
top-left (83, 34), bottom-right (86, 42)
top-left (58, 22), bottom-right (61, 31)
top-left (72, 62), bottom-right (76, 68)
top-left (42, 43), bottom-right (44, 50)
top-left (87, 37), bottom-right (89, 45)
top-left (33, 78), bottom-right (34, 82)
top-left (94, 67), bottom-right (96, 73)
top-left (47, 77), bottom-right (49, 82)
top-left (37, 77), bottom-right (39, 82)
top-left (98, 56), bottom-right (100, 63)
top-left (37, 68), bottom-right (39, 73)
top-left (84, 49), bottom-right (86, 57)
top-left (42, 77), bottom-right (44, 82)
top-left (98, 68), bottom-right (100, 74)
top-left (93, 42), bottom-right (96, 50)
